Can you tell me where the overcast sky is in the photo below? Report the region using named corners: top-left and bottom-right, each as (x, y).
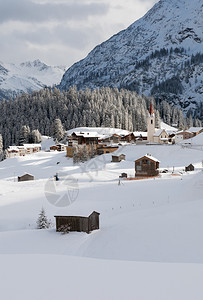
top-left (0, 0), bottom-right (157, 68)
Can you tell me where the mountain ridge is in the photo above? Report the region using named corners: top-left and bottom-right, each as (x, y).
top-left (59, 0), bottom-right (203, 119)
top-left (0, 59), bottom-right (66, 100)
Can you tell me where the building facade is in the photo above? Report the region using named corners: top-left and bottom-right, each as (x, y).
top-left (135, 154), bottom-right (160, 177)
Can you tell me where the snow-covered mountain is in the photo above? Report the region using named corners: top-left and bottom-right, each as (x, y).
top-left (0, 59), bottom-right (66, 100)
top-left (59, 0), bottom-right (203, 117)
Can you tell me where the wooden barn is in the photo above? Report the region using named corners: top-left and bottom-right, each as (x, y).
top-left (55, 211), bottom-right (100, 234)
top-left (135, 154), bottom-right (160, 177)
top-left (50, 144), bottom-right (66, 151)
top-left (71, 132), bottom-right (99, 145)
top-left (185, 164), bottom-right (194, 172)
top-left (97, 145), bottom-right (118, 155)
top-left (18, 173), bottom-right (34, 182)
top-left (50, 145), bottom-right (58, 151)
top-left (112, 154), bottom-right (126, 162)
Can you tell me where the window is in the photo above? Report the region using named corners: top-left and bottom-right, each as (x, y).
top-left (151, 120), bottom-right (153, 124)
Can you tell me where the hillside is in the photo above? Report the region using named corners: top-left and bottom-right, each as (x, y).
top-left (59, 0), bottom-right (203, 119)
top-left (0, 59), bottom-right (65, 100)
top-left (1, 138), bottom-right (203, 299)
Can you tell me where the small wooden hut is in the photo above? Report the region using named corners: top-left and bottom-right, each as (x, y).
top-left (185, 164), bottom-right (194, 172)
top-left (55, 211), bottom-right (100, 234)
top-left (18, 173), bottom-right (34, 182)
top-left (135, 154), bottom-right (160, 177)
top-left (112, 154), bottom-right (126, 162)
top-left (119, 173), bottom-right (127, 178)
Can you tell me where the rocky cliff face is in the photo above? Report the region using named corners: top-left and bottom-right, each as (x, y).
top-left (59, 0), bottom-right (203, 118)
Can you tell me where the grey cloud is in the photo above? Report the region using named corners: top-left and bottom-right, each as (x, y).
top-left (3, 23), bottom-right (103, 50)
top-left (0, 0), bottom-right (109, 24)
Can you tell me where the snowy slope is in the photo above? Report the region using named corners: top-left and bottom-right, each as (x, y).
top-left (181, 132), bottom-right (203, 146)
top-left (0, 59), bottom-right (66, 100)
top-left (1, 254), bottom-right (203, 300)
top-left (59, 0), bottom-right (203, 115)
top-left (0, 143), bottom-right (203, 260)
top-left (1, 141), bottom-right (203, 299)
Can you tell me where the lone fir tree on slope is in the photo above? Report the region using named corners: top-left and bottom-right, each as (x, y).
top-left (36, 207), bottom-right (51, 229)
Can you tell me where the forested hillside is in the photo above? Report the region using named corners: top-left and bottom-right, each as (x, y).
top-left (0, 87), bottom-right (201, 149)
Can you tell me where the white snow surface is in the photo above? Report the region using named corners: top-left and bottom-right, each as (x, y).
top-left (160, 121), bottom-right (178, 132)
top-left (1, 136), bottom-right (203, 299)
top-left (0, 59), bottom-right (65, 99)
top-left (181, 132), bottom-right (203, 146)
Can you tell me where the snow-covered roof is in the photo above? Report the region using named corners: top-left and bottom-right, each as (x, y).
top-left (23, 144), bottom-right (41, 148)
top-left (133, 131), bottom-right (147, 137)
top-left (175, 130), bottom-right (191, 135)
top-left (72, 131), bottom-right (100, 138)
top-left (135, 154), bottom-right (160, 163)
top-left (67, 127), bottom-right (130, 137)
top-left (187, 127), bottom-right (203, 133)
top-left (7, 146), bottom-right (19, 151)
top-left (153, 129), bottom-right (167, 137)
top-left (8, 144), bottom-right (41, 151)
top-left (160, 121), bottom-right (178, 132)
top-left (180, 132), bottom-right (203, 146)
top-left (19, 173), bottom-right (34, 177)
top-left (144, 154), bottom-right (160, 162)
top-left (98, 134), bottom-right (111, 140)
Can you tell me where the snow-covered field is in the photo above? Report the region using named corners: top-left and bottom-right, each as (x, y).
top-left (0, 139), bottom-right (203, 299)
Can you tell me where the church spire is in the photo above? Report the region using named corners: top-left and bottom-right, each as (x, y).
top-left (149, 103), bottom-right (154, 115)
top-left (147, 103), bottom-right (155, 143)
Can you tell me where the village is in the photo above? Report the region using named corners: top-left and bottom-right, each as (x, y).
top-left (0, 105), bottom-right (203, 299)
top-left (2, 104), bottom-right (203, 233)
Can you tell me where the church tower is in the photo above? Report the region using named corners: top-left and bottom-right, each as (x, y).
top-left (147, 103), bottom-right (155, 143)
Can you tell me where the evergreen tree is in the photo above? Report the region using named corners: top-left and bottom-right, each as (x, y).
top-left (52, 119), bottom-right (65, 143)
top-left (30, 129), bottom-right (42, 143)
top-left (19, 125), bottom-right (30, 145)
top-left (36, 208), bottom-right (51, 229)
top-left (155, 110), bottom-right (161, 128)
top-left (0, 134), bottom-right (3, 161)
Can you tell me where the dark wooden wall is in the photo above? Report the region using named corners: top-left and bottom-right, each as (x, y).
top-left (55, 212), bottom-right (100, 234)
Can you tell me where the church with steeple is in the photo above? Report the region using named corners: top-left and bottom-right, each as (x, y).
top-left (147, 103), bottom-right (169, 144)
top-left (147, 103), bottom-right (155, 143)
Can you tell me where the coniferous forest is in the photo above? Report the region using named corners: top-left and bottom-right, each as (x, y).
top-left (0, 86), bottom-right (201, 149)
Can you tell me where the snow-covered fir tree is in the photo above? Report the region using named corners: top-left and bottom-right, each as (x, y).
top-left (30, 129), bottom-right (42, 144)
top-left (0, 134), bottom-right (3, 161)
top-left (36, 207), bottom-right (51, 229)
top-left (19, 125), bottom-right (30, 145)
top-left (52, 118), bottom-right (65, 143)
